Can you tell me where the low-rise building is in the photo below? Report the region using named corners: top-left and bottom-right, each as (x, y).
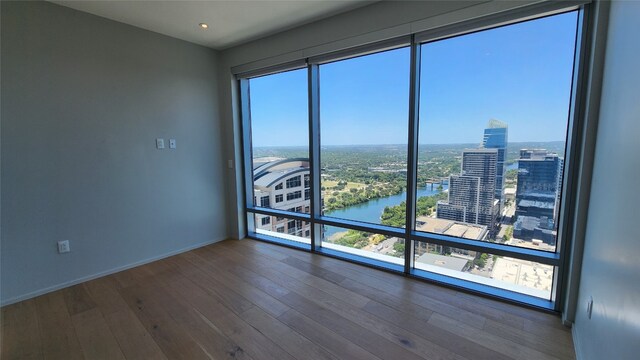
top-left (415, 216), bottom-right (487, 258)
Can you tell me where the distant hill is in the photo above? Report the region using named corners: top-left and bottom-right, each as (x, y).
top-left (253, 141), bottom-right (566, 163)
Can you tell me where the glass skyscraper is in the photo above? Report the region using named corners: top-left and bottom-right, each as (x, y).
top-left (514, 149), bottom-right (563, 243)
top-left (482, 119), bottom-right (508, 208)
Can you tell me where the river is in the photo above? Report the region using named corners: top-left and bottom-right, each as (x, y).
top-left (323, 162), bottom-right (517, 237)
top-left (323, 183), bottom-right (449, 237)
top-left (325, 161), bottom-right (518, 237)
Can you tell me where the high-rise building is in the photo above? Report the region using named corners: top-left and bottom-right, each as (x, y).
top-left (482, 119), bottom-right (508, 209)
top-left (513, 149), bottom-right (563, 243)
top-left (437, 149), bottom-right (499, 231)
top-left (437, 175), bottom-right (480, 223)
top-left (253, 158), bottom-right (311, 237)
top-left (515, 149), bottom-right (563, 218)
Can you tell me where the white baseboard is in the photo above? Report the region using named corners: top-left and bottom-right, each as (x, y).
top-left (0, 237), bottom-right (228, 307)
top-left (572, 323), bottom-right (583, 360)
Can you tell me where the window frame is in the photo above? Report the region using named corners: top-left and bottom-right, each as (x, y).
top-left (239, 1), bottom-right (592, 311)
top-left (260, 195), bottom-right (270, 208)
top-left (286, 175), bottom-right (302, 189)
top-left (286, 190), bottom-right (302, 201)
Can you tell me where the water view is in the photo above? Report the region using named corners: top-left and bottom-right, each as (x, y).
top-left (323, 184), bottom-right (449, 237)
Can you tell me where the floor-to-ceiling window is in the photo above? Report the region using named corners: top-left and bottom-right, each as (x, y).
top-left (413, 11), bottom-right (578, 300)
top-left (319, 47), bottom-right (410, 265)
top-left (240, 4), bottom-right (586, 309)
top-left (243, 69), bottom-right (311, 245)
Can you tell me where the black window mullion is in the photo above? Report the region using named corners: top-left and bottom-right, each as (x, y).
top-left (554, 4), bottom-right (591, 312)
top-left (239, 78), bottom-right (256, 234)
top-left (248, 207), bottom-right (311, 222)
top-left (308, 63), bottom-right (322, 251)
top-left (404, 36), bottom-right (421, 274)
top-left (412, 231), bottom-right (560, 266)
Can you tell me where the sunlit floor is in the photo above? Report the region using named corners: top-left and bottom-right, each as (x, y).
top-left (1, 238), bottom-right (575, 359)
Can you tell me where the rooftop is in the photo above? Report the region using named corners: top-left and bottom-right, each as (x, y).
top-left (416, 252), bottom-right (470, 272)
top-left (416, 216), bottom-right (487, 240)
top-left (253, 157), bottom-right (283, 169)
top-left (518, 199), bottom-right (555, 209)
top-left (491, 257), bottom-right (553, 295)
top-left (254, 167), bottom-right (307, 188)
top-left (486, 119), bottom-right (508, 129)
top-left (253, 158), bottom-right (310, 188)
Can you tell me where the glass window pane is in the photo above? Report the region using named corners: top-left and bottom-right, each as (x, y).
top-left (320, 47), bottom-right (410, 227)
top-left (413, 242), bottom-right (553, 299)
top-left (253, 214), bottom-right (311, 244)
top-left (323, 225), bottom-right (405, 266)
top-left (249, 69), bottom-right (310, 214)
top-left (416, 12), bottom-right (578, 252)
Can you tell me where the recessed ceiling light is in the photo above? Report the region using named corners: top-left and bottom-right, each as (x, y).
top-left (199, 23), bottom-right (209, 30)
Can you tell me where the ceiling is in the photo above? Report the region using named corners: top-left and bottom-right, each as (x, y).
top-left (50, 0), bottom-right (375, 50)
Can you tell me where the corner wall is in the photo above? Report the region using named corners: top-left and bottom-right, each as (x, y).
top-left (1, 1), bottom-right (227, 304)
top-left (572, 1), bottom-right (640, 358)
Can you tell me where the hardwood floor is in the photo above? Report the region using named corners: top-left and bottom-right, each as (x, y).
top-left (1, 239), bottom-right (576, 359)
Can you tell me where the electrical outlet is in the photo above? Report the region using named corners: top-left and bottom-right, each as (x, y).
top-left (587, 296), bottom-right (593, 319)
top-left (58, 240), bottom-right (70, 254)
top-left (156, 138), bottom-right (165, 149)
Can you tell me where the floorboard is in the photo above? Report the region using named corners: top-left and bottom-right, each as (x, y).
top-left (0, 239), bottom-right (576, 360)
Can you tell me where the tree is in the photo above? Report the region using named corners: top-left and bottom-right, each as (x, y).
top-left (380, 191), bottom-right (449, 228)
top-left (504, 225), bottom-right (513, 241)
top-left (371, 234), bottom-right (386, 245)
top-left (393, 242), bottom-right (405, 255)
top-left (334, 230), bottom-right (370, 249)
top-left (474, 253), bottom-right (488, 268)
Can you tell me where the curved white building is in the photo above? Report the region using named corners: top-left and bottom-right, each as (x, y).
top-left (253, 158), bottom-right (311, 237)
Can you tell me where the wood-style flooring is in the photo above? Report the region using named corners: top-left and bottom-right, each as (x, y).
top-left (1, 239), bottom-right (576, 359)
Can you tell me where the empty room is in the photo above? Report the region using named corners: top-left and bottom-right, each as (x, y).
top-left (1, 0), bottom-right (638, 359)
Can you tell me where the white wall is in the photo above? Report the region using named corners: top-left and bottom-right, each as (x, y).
top-left (572, 1), bottom-right (640, 359)
top-left (1, 1), bottom-right (227, 304)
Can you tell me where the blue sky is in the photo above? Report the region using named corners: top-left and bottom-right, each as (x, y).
top-left (250, 11), bottom-right (578, 147)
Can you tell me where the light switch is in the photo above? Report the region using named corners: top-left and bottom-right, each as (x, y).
top-left (169, 139), bottom-right (176, 149)
top-left (156, 138), bottom-right (165, 149)
top-left (58, 240), bottom-right (70, 254)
